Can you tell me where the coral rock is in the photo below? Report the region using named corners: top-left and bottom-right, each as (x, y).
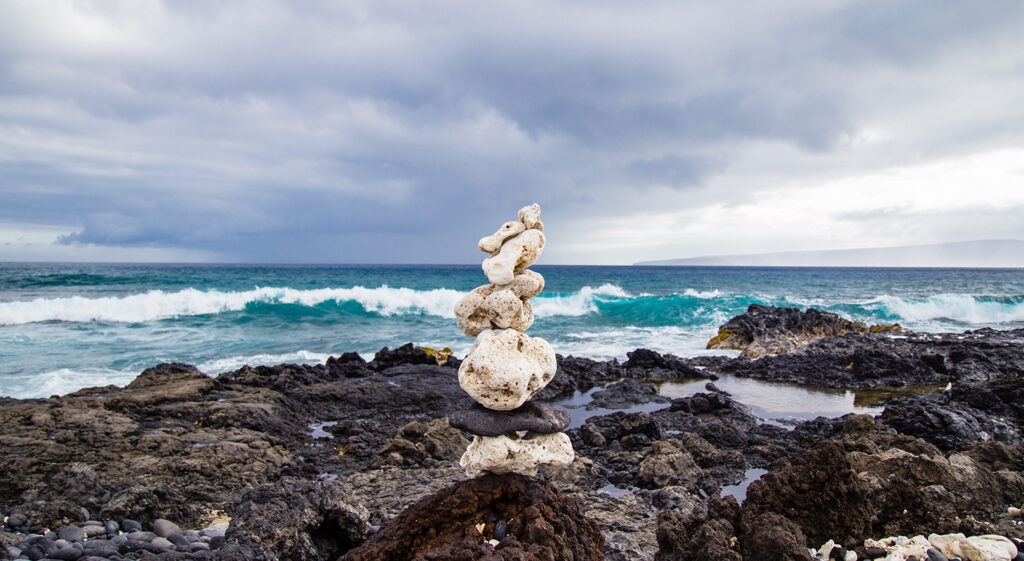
top-left (453, 270), bottom-right (545, 336)
top-left (460, 432), bottom-right (574, 478)
top-left (479, 220), bottom-right (527, 254)
top-left (459, 329), bottom-right (557, 410)
top-left (482, 229), bottom-right (545, 285)
top-left (517, 203), bottom-right (544, 231)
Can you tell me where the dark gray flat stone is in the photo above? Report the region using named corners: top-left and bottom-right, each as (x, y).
top-left (448, 401), bottom-right (569, 436)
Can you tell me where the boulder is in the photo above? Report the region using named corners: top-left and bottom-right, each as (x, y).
top-left (459, 329), bottom-right (557, 410)
top-left (223, 478), bottom-right (369, 561)
top-left (338, 473), bottom-right (603, 561)
top-left (707, 304), bottom-right (898, 358)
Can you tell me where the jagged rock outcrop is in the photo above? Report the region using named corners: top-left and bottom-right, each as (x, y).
top-left (878, 379), bottom-right (1024, 450)
top-left (338, 473), bottom-right (604, 561)
top-left (707, 304), bottom-right (900, 358)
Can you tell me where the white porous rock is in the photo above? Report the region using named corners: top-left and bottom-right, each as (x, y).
top-left (517, 203), bottom-right (544, 231)
top-left (459, 329), bottom-right (556, 410)
top-left (479, 221), bottom-right (526, 255)
top-left (460, 432), bottom-right (574, 477)
top-left (928, 534), bottom-right (967, 559)
top-left (959, 536), bottom-right (1017, 561)
top-left (454, 270), bottom-right (545, 336)
top-left (482, 229), bottom-right (545, 285)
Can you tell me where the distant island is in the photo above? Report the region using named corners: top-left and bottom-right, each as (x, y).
top-left (635, 239), bottom-right (1024, 268)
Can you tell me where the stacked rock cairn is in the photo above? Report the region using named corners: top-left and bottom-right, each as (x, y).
top-left (449, 204), bottom-right (575, 477)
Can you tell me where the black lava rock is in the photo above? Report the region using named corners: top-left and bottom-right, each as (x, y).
top-left (448, 402), bottom-right (570, 436)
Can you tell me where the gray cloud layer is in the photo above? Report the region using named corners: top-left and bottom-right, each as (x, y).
top-left (1, 1), bottom-right (1022, 263)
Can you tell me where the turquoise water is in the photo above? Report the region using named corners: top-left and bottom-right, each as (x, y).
top-left (1, 263), bottom-right (1022, 398)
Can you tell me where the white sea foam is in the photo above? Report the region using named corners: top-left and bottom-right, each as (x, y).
top-left (679, 288), bottom-right (726, 299)
top-left (556, 325), bottom-right (731, 361)
top-left (0, 367), bottom-right (139, 399)
top-left (533, 284), bottom-right (632, 317)
top-left (867, 293), bottom-right (1024, 325)
top-left (0, 283), bottom-right (650, 325)
top-left (0, 285), bottom-right (465, 325)
top-left (198, 350), bottom-right (336, 375)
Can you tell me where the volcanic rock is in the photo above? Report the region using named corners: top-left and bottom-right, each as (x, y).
top-left (449, 401), bottom-right (570, 437)
top-left (587, 378), bottom-right (671, 410)
top-left (338, 473), bottom-right (603, 561)
top-left (221, 478), bottom-right (369, 561)
top-left (879, 379), bottom-right (1024, 450)
top-left (706, 304), bottom-right (898, 358)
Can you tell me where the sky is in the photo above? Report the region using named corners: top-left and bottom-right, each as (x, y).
top-left (1, 1), bottom-right (1023, 265)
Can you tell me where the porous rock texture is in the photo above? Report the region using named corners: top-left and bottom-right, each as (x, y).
top-left (741, 414), bottom-right (1024, 547)
top-left (218, 478), bottom-right (369, 561)
top-left (454, 270), bottom-right (545, 336)
top-left (338, 473), bottom-right (604, 561)
top-left (460, 432), bottom-right (575, 477)
top-left (707, 303), bottom-right (900, 358)
top-left (879, 378), bottom-right (1024, 450)
top-left (482, 229), bottom-right (545, 285)
top-left (458, 329), bottom-right (557, 411)
top-left (479, 220), bottom-right (527, 254)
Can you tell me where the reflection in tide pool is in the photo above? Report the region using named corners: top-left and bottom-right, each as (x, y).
top-left (658, 374), bottom-right (887, 423)
top-left (550, 373), bottom-right (942, 430)
top-left (721, 468), bottom-right (769, 503)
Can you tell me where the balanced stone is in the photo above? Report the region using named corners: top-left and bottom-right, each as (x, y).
top-left (460, 432), bottom-right (574, 477)
top-left (449, 401), bottom-right (570, 437)
top-left (517, 203), bottom-right (544, 231)
top-left (454, 270), bottom-right (544, 336)
top-left (479, 220), bottom-right (526, 254)
top-left (458, 328), bottom-right (556, 410)
top-left (482, 229), bottom-right (544, 285)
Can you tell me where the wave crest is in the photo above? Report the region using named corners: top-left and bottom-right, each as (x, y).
top-left (866, 293), bottom-right (1024, 324)
top-left (533, 284), bottom-right (632, 317)
top-left (0, 285), bottom-right (465, 325)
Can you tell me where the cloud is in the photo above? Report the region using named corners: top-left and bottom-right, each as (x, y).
top-left (1, 1), bottom-right (1023, 263)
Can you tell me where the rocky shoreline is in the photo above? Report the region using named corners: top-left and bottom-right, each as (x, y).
top-left (1, 305), bottom-right (1022, 560)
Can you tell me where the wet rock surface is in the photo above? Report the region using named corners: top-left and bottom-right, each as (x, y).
top-left (707, 303), bottom-right (900, 358)
top-left (713, 327), bottom-right (1024, 389)
top-left (879, 378), bottom-right (1024, 450)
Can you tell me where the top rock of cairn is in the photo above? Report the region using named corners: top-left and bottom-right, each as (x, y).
top-left (451, 204), bottom-right (574, 478)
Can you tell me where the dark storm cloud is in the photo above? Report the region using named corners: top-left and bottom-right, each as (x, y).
top-left (1, 1), bottom-right (1023, 263)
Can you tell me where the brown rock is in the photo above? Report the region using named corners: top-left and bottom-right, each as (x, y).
top-left (338, 473), bottom-right (604, 561)
top-left (706, 304), bottom-right (898, 358)
top-left (739, 512), bottom-right (813, 561)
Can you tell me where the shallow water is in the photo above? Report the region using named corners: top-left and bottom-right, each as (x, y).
top-left (551, 373), bottom-right (923, 430)
top-left (658, 375), bottom-right (889, 423)
top-left (721, 468), bottom-right (769, 503)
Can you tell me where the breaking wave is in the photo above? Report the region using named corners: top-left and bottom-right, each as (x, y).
top-left (864, 293), bottom-right (1024, 325)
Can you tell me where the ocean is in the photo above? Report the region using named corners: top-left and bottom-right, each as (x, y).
top-left (1, 263), bottom-right (1022, 399)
